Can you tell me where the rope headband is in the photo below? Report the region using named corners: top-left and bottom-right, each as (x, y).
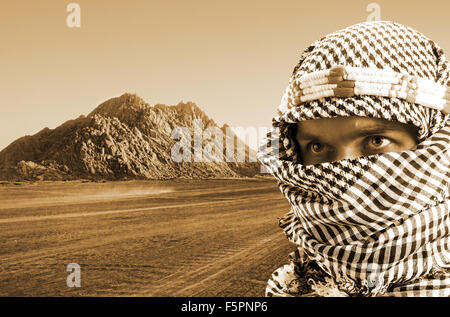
top-left (285, 65), bottom-right (450, 115)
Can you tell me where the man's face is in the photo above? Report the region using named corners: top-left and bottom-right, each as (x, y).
top-left (294, 116), bottom-right (419, 165)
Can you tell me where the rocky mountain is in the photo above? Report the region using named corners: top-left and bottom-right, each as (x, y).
top-left (0, 93), bottom-right (261, 181)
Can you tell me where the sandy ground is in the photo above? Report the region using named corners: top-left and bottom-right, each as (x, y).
top-left (0, 178), bottom-right (293, 296)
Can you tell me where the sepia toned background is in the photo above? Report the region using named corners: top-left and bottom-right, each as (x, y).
top-left (1, 0), bottom-right (449, 151)
top-left (1, 0), bottom-right (449, 298)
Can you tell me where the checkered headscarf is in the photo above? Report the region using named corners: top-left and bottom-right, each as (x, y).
top-left (257, 21), bottom-right (450, 296)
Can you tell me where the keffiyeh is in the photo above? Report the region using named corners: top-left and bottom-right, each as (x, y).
top-left (257, 21), bottom-right (450, 297)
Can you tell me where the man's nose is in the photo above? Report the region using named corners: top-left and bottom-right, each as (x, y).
top-left (333, 146), bottom-right (362, 162)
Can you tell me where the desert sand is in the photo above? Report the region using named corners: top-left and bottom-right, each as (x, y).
top-left (0, 178), bottom-right (292, 296)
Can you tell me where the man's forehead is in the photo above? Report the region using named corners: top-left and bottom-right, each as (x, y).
top-left (295, 116), bottom-right (405, 139)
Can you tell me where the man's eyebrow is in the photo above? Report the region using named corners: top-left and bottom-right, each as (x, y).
top-left (351, 125), bottom-right (400, 137)
top-left (296, 123), bottom-right (401, 141)
top-left (296, 131), bottom-right (322, 141)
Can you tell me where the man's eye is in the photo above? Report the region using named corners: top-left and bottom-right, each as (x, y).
top-left (367, 136), bottom-right (390, 148)
top-left (308, 142), bottom-right (326, 154)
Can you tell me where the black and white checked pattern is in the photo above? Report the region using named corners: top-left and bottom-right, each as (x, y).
top-left (257, 21), bottom-right (450, 296)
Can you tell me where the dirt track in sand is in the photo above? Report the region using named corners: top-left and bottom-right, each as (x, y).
top-left (0, 179), bottom-right (293, 296)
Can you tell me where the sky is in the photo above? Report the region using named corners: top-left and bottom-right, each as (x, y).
top-left (1, 0), bottom-right (449, 151)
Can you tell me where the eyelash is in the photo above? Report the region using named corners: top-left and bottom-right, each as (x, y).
top-left (306, 135), bottom-right (392, 154)
top-left (363, 135), bottom-right (392, 149)
top-left (306, 142), bottom-right (328, 154)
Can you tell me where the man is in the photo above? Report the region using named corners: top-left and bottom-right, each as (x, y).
top-left (257, 21), bottom-right (449, 296)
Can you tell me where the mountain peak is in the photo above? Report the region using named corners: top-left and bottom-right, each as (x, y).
top-left (88, 93), bottom-right (149, 118)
